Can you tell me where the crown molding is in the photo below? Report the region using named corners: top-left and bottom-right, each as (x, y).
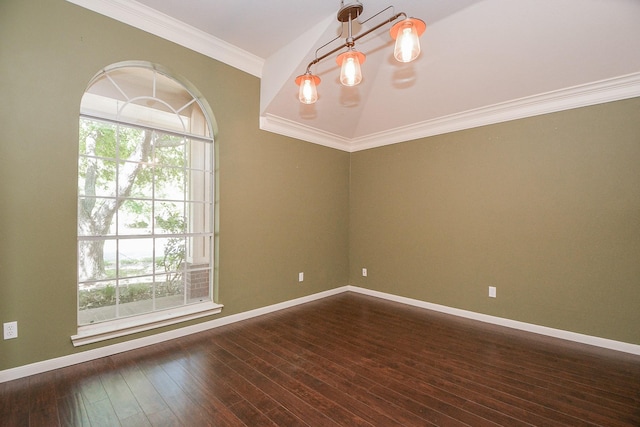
top-left (259, 115), bottom-right (353, 151)
top-left (262, 72), bottom-right (640, 152)
top-left (66, 0), bottom-right (264, 78)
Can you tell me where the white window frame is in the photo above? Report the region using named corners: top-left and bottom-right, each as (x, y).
top-left (73, 63), bottom-right (221, 346)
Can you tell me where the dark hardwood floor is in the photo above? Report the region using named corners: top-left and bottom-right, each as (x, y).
top-left (2, 292), bottom-right (639, 426)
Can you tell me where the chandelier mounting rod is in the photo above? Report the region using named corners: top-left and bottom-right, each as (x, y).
top-left (337, 2), bottom-right (363, 22)
top-left (304, 12), bottom-right (407, 74)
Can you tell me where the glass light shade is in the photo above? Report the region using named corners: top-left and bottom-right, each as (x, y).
top-left (390, 18), bottom-right (426, 63)
top-left (295, 73), bottom-right (320, 104)
top-left (336, 50), bottom-right (366, 86)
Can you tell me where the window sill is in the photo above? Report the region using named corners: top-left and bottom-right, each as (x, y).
top-left (71, 302), bottom-right (223, 347)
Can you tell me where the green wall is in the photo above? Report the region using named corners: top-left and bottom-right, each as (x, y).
top-left (350, 98), bottom-right (640, 344)
top-left (1, 0), bottom-right (639, 373)
top-left (0, 0), bottom-right (349, 371)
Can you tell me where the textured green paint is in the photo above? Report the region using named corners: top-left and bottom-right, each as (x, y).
top-left (350, 98), bottom-right (640, 344)
top-left (1, 0), bottom-right (638, 374)
top-left (0, 0), bottom-right (349, 370)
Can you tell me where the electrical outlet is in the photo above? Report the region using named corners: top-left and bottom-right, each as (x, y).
top-left (362, 268), bottom-right (367, 277)
top-left (298, 272), bottom-right (304, 282)
top-left (488, 286), bottom-right (497, 298)
top-left (3, 321), bottom-right (18, 340)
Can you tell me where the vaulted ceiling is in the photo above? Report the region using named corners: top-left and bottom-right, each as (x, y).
top-left (69, 0), bottom-right (640, 151)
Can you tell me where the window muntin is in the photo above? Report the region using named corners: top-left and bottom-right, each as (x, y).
top-left (77, 65), bottom-right (214, 327)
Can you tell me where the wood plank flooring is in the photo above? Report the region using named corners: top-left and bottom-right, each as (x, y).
top-left (1, 292), bottom-right (639, 426)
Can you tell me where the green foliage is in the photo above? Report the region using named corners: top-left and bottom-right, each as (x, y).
top-left (128, 220), bottom-right (149, 229)
top-left (155, 204), bottom-right (186, 289)
top-left (78, 283), bottom-right (116, 310)
top-left (79, 118), bottom-right (188, 205)
top-left (79, 119), bottom-right (116, 158)
top-left (154, 133), bottom-right (186, 168)
top-left (78, 280), bottom-right (184, 311)
top-left (122, 199), bottom-right (149, 216)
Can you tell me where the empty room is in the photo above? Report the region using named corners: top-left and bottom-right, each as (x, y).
top-left (1, 0), bottom-right (639, 425)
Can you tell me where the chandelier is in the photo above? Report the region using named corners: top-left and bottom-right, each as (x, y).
top-left (295, 1), bottom-right (426, 104)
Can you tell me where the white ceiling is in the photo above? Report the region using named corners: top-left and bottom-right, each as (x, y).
top-left (70, 0), bottom-right (640, 151)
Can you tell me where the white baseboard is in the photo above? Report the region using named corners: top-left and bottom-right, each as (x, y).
top-left (2, 284), bottom-right (638, 383)
top-left (347, 286), bottom-right (640, 356)
top-left (0, 286), bottom-right (348, 383)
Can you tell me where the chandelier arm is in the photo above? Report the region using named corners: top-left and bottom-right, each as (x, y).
top-left (358, 5), bottom-right (395, 26)
top-left (303, 11), bottom-right (407, 74)
top-left (313, 28), bottom-right (344, 66)
top-left (305, 41), bottom-right (351, 73)
top-left (352, 12), bottom-right (405, 44)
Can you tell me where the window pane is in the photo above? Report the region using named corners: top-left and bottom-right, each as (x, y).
top-left (187, 202), bottom-right (212, 233)
top-left (79, 120), bottom-right (118, 158)
top-left (155, 166), bottom-right (185, 200)
top-left (119, 160), bottom-right (153, 198)
top-left (155, 237), bottom-right (186, 275)
top-left (120, 162), bottom-right (153, 199)
top-left (121, 103), bottom-right (186, 133)
top-left (118, 277), bottom-right (154, 317)
top-left (185, 265), bottom-right (210, 303)
top-left (154, 72), bottom-right (191, 111)
top-left (109, 68), bottom-right (153, 99)
top-left (118, 200), bottom-right (152, 235)
top-left (183, 105), bottom-right (209, 138)
top-left (155, 202), bottom-right (185, 234)
top-left (155, 273), bottom-right (185, 310)
top-left (188, 171), bottom-right (213, 203)
top-left (187, 170), bottom-right (212, 203)
top-left (78, 157), bottom-right (118, 197)
top-left (154, 134), bottom-right (185, 168)
top-left (78, 239), bottom-right (116, 281)
top-left (78, 198), bottom-right (117, 236)
top-left (118, 238), bottom-right (154, 277)
top-left (78, 280), bottom-right (117, 325)
top-left (187, 235), bottom-right (211, 265)
top-left (187, 140), bottom-right (212, 171)
top-left (118, 126), bottom-right (148, 160)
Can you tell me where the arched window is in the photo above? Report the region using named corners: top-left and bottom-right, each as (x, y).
top-left (74, 63), bottom-right (220, 345)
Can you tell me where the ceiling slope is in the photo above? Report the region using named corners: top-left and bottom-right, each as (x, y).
top-left (68, 0), bottom-right (640, 151)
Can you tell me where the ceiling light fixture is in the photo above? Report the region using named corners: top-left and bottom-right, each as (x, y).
top-left (295, 1), bottom-right (426, 104)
